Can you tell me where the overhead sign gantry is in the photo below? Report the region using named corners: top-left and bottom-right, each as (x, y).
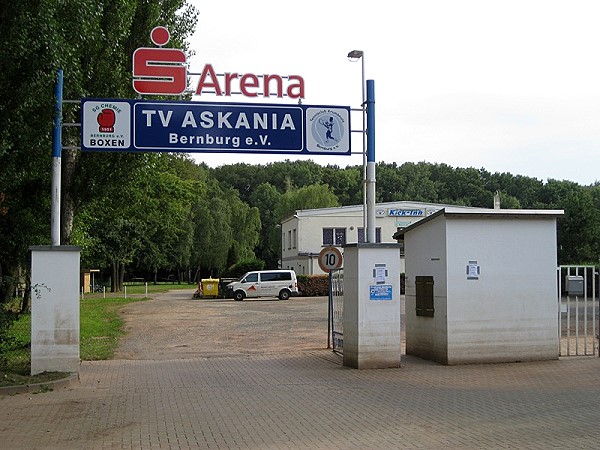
top-left (81, 26), bottom-right (351, 156)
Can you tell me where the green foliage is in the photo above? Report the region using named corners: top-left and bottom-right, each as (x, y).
top-left (0, 308), bottom-right (19, 369)
top-left (0, 1), bottom-right (198, 299)
top-left (222, 259), bottom-right (266, 279)
top-left (250, 183), bottom-right (283, 268)
top-left (297, 275), bottom-right (329, 297)
top-left (276, 183), bottom-right (340, 219)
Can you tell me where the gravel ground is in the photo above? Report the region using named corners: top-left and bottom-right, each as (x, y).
top-left (114, 289), bottom-right (330, 359)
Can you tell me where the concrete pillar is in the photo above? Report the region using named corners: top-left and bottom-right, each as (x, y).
top-left (343, 243), bottom-right (402, 369)
top-left (30, 246), bottom-right (80, 375)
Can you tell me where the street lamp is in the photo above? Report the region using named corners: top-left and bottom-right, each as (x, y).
top-left (347, 50), bottom-right (368, 241)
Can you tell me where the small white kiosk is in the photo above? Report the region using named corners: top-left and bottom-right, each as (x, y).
top-left (396, 208), bottom-right (563, 365)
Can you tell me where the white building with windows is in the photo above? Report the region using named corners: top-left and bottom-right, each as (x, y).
top-left (280, 201), bottom-right (481, 275)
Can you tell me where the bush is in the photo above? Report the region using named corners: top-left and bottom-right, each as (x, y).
top-left (0, 306), bottom-right (27, 372)
top-left (297, 274), bottom-right (329, 297)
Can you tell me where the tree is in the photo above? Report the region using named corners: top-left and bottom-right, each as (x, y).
top-left (58, 1), bottom-right (198, 245)
top-left (0, 1), bottom-right (198, 300)
top-left (554, 186), bottom-right (600, 264)
top-left (132, 170), bottom-right (195, 284)
top-left (249, 183), bottom-right (283, 268)
top-left (376, 162), bottom-right (438, 203)
top-left (321, 164), bottom-right (362, 206)
top-left (263, 160), bottom-right (324, 192)
top-left (276, 183), bottom-right (339, 219)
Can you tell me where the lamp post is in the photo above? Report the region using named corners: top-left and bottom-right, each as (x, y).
top-left (347, 50), bottom-right (368, 241)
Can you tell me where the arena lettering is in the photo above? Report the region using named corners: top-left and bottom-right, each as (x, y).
top-left (194, 64), bottom-right (305, 99)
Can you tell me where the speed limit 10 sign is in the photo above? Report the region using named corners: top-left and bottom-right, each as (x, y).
top-left (318, 246), bottom-right (343, 273)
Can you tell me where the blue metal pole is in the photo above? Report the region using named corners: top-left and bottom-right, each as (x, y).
top-left (51, 69), bottom-right (63, 246)
top-left (366, 79), bottom-right (376, 243)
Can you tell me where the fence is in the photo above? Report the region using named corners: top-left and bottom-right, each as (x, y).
top-left (558, 265), bottom-right (598, 357)
top-left (328, 268), bottom-right (344, 354)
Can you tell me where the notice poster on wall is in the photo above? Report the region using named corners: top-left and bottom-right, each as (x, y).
top-left (370, 284), bottom-right (393, 301)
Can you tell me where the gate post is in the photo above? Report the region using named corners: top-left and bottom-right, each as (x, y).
top-left (342, 243), bottom-right (402, 369)
top-left (30, 246), bottom-right (81, 375)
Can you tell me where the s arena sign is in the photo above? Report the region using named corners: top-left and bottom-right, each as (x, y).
top-left (81, 99), bottom-right (351, 155)
top-left (132, 26), bottom-right (305, 99)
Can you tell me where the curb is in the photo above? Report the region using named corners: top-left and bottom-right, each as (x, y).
top-left (0, 373), bottom-right (79, 396)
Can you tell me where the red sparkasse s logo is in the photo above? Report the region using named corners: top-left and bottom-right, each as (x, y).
top-left (132, 26), bottom-right (305, 99)
top-left (133, 26), bottom-right (187, 95)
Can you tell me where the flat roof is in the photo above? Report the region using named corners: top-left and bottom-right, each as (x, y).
top-left (392, 207), bottom-right (564, 240)
top-left (281, 201), bottom-right (487, 223)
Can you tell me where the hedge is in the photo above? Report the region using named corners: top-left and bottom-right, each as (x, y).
top-left (297, 273), bottom-right (406, 296)
top-left (297, 274), bottom-right (329, 297)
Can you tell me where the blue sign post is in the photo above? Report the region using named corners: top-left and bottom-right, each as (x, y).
top-left (81, 99), bottom-right (351, 156)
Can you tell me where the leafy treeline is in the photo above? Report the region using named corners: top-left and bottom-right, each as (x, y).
top-left (212, 159), bottom-right (600, 267)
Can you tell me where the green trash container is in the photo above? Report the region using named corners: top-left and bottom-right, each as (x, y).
top-left (201, 278), bottom-right (220, 298)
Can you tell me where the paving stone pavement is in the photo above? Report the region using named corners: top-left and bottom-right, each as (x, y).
top-left (1, 292), bottom-right (600, 449)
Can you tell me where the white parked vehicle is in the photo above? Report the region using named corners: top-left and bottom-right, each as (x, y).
top-left (226, 270), bottom-right (299, 301)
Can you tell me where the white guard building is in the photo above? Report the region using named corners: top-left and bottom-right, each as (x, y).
top-left (280, 201), bottom-right (485, 275)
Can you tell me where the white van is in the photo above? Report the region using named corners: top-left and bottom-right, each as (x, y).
top-left (226, 270), bottom-right (299, 301)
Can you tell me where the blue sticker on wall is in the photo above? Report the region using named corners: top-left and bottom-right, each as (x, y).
top-left (369, 284), bottom-right (393, 301)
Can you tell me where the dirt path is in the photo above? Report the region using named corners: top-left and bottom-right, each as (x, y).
top-left (114, 289), bottom-right (330, 359)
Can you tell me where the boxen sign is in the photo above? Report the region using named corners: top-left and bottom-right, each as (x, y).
top-left (81, 99), bottom-right (351, 155)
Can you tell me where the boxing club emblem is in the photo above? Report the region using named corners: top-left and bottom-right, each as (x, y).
top-left (97, 108), bottom-right (116, 133)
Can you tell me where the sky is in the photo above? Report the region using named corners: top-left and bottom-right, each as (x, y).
top-left (185, 0), bottom-right (600, 185)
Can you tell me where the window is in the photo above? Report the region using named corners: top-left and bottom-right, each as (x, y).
top-left (292, 229), bottom-right (297, 249)
top-left (243, 273), bottom-right (258, 283)
top-left (260, 271), bottom-right (292, 282)
top-left (323, 228), bottom-right (346, 246)
top-left (323, 228), bottom-right (333, 245)
top-left (334, 228), bottom-right (346, 246)
top-left (358, 227), bottom-right (382, 243)
top-left (288, 230), bottom-right (292, 250)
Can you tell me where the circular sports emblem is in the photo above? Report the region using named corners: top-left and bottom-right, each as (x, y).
top-left (306, 107), bottom-right (350, 153)
top-left (308, 109), bottom-right (347, 151)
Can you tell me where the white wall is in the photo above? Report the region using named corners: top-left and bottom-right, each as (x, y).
top-left (343, 244), bottom-right (402, 369)
top-left (404, 216), bottom-right (449, 362)
top-left (282, 202), bottom-right (436, 275)
top-left (445, 217), bottom-right (559, 364)
top-left (405, 212), bottom-right (560, 365)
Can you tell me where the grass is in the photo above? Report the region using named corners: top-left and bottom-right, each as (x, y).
top-left (1, 283), bottom-right (194, 388)
top-left (79, 296), bottom-right (148, 360)
top-left (120, 282), bottom-right (195, 295)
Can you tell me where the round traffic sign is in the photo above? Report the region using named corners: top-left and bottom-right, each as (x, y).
top-left (318, 246), bottom-right (343, 273)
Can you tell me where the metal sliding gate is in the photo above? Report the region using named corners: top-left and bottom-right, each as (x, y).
top-left (558, 266), bottom-right (599, 356)
top-left (328, 268), bottom-right (344, 354)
